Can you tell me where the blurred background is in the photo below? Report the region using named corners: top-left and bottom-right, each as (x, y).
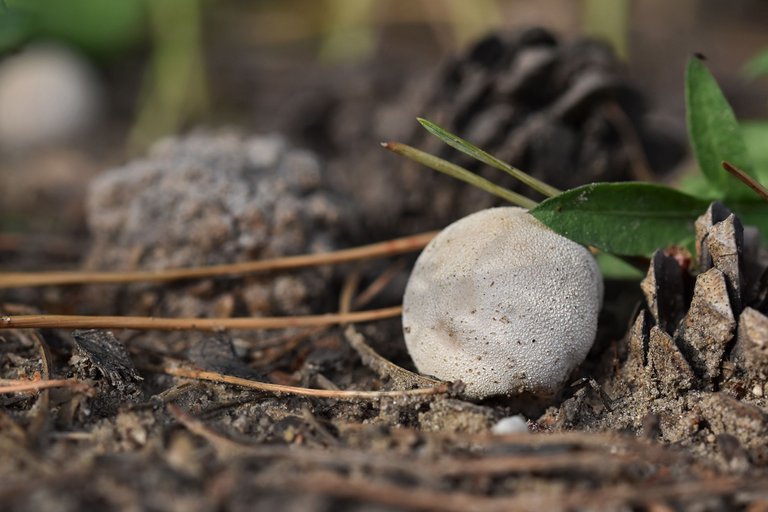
top-left (0, 0), bottom-right (767, 258)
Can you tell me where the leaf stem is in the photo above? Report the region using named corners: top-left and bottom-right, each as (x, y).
top-left (417, 118), bottom-right (562, 198)
top-left (722, 161), bottom-right (768, 202)
top-left (382, 142), bottom-right (537, 209)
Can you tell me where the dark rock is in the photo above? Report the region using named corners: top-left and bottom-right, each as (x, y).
top-left (71, 329), bottom-right (141, 391)
top-left (70, 329), bottom-right (142, 416)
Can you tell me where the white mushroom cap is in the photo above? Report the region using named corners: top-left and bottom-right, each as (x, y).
top-left (402, 207), bottom-right (603, 399)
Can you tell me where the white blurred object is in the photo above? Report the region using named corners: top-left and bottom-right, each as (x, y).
top-left (491, 415), bottom-right (529, 435)
top-left (0, 44), bottom-right (103, 152)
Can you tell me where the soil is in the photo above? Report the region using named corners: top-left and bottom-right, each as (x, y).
top-left (3, 28), bottom-right (768, 511)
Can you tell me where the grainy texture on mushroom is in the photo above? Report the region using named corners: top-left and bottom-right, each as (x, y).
top-left (402, 207), bottom-right (603, 399)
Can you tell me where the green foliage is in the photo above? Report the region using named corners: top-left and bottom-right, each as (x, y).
top-left (383, 142), bottom-right (536, 209)
top-left (582, 0), bottom-right (629, 60)
top-left (0, 4), bottom-right (28, 53)
top-left (4, 0), bottom-right (145, 59)
top-left (743, 46), bottom-right (768, 79)
top-left (417, 118), bottom-right (561, 198)
top-left (685, 57), bottom-right (757, 201)
top-left (529, 183), bottom-right (707, 256)
top-left (594, 253), bottom-right (643, 279)
top-left (742, 121), bottom-right (768, 174)
top-left (388, 57), bottom-right (768, 267)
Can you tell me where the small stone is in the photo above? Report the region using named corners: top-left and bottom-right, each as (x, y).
top-left (752, 384), bottom-right (763, 398)
top-left (0, 44), bottom-right (102, 151)
top-left (697, 392), bottom-right (768, 464)
top-left (491, 415), bottom-right (529, 435)
top-left (71, 329), bottom-right (142, 390)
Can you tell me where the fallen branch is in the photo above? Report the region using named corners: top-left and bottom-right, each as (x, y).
top-left (0, 306), bottom-right (402, 331)
top-left (0, 231), bottom-right (436, 289)
top-left (161, 366), bottom-right (449, 400)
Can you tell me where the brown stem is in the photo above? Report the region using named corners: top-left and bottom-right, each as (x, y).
top-left (722, 161), bottom-right (768, 201)
top-left (161, 366), bottom-right (449, 400)
top-left (0, 306), bottom-right (402, 332)
top-left (0, 231), bottom-right (437, 289)
top-left (0, 378), bottom-right (91, 395)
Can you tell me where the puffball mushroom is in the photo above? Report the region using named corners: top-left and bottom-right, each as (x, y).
top-left (402, 207), bottom-right (603, 399)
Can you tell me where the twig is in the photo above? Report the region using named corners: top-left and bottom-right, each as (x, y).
top-left (0, 306), bottom-right (402, 331)
top-left (0, 304), bottom-right (53, 440)
top-left (167, 403), bottom-right (250, 457)
top-left (249, 326), bottom-right (327, 367)
top-left (0, 231), bottom-right (436, 289)
top-left (28, 328), bottom-right (52, 440)
top-left (249, 326), bottom-right (326, 351)
top-left (167, 407), bottom-right (637, 478)
top-left (343, 326), bottom-right (441, 389)
top-left (0, 378), bottom-right (92, 395)
top-left (161, 365), bottom-right (449, 400)
top-left (722, 161), bottom-right (768, 201)
top-left (352, 259), bottom-right (407, 310)
top-left (339, 273), bottom-right (441, 389)
top-left (253, 470), bottom-right (768, 512)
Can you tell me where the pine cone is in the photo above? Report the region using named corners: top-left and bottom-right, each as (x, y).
top-left (84, 132), bottom-right (350, 319)
top-left (555, 202), bottom-right (768, 469)
top-left (332, 27), bottom-right (685, 234)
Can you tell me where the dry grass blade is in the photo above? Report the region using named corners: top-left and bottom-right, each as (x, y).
top-left (0, 306), bottom-right (402, 332)
top-left (339, 272), bottom-right (441, 389)
top-left (0, 231), bottom-right (437, 289)
top-left (161, 366), bottom-right (449, 400)
top-left (352, 259), bottom-right (407, 310)
top-left (167, 404), bottom-right (249, 457)
top-left (0, 378), bottom-right (92, 395)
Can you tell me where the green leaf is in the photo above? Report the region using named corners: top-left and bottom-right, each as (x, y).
top-left (728, 201), bottom-right (768, 244)
top-left (677, 171), bottom-right (721, 200)
top-left (0, 6), bottom-right (29, 53)
top-left (741, 121), bottom-right (768, 182)
top-left (417, 118), bottom-right (561, 198)
top-left (743, 47), bottom-right (768, 79)
top-left (595, 252), bottom-right (644, 279)
top-left (530, 183), bottom-right (709, 256)
top-left (685, 57), bottom-right (757, 201)
top-left (6, 0), bottom-right (145, 59)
